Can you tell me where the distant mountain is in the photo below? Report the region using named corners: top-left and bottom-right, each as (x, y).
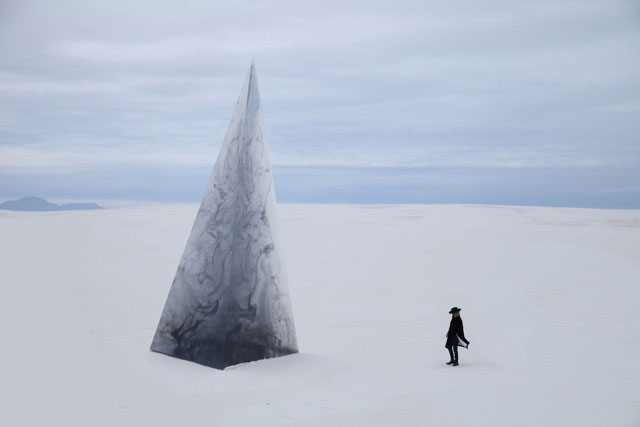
top-left (0, 196), bottom-right (104, 211)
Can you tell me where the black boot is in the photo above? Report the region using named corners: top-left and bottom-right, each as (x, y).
top-left (452, 360), bottom-right (459, 366)
top-left (446, 347), bottom-right (455, 365)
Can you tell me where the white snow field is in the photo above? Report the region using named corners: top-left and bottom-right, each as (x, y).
top-left (1, 204), bottom-right (639, 426)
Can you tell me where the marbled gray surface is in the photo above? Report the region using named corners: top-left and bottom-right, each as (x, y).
top-left (151, 62), bottom-right (298, 369)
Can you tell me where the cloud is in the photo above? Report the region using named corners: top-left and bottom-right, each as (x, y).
top-left (0, 0), bottom-right (639, 205)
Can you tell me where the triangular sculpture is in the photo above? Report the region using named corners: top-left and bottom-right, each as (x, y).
top-left (151, 61), bottom-right (298, 369)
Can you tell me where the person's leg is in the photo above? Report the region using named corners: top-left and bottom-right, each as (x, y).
top-left (452, 345), bottom-right (459, 365)
top-left (447, 346), bottom-right (454, 363)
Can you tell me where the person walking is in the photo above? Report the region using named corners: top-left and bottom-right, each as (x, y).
top-left (445, 307), bottom-right (469, 366)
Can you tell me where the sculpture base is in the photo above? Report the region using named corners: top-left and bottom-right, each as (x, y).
top-left (150, 339), bottom-right (298, 370)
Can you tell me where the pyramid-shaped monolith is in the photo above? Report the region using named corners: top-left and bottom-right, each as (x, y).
top-left (151, 61), bottom-right (298, 369)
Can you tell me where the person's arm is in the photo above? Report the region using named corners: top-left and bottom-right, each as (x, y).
top-left (457, 319), bottom-right (469, 344)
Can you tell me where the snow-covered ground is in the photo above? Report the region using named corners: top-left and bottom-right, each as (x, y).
top-left (1, 204), bottom-right (639, 426)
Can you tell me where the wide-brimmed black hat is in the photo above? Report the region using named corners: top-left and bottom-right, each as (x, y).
top-left (449, 307), bottom-right (461, 314)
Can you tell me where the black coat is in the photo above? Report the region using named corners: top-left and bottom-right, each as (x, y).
top-left (445, 316), bottom-right (469, 348)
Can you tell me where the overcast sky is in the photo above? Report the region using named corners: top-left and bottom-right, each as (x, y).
top-left (1, 0), bottom-right (639, 207)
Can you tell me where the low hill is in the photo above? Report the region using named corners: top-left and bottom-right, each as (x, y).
top-left (0, 196), bottom-right (103, 211)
